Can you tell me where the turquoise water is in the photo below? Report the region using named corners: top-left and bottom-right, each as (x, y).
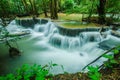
top-left (0, 20), bottom-right (120, 75)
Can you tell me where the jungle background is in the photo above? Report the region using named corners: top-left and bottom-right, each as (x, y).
top-left (0, 0), bottom-right (120, 80)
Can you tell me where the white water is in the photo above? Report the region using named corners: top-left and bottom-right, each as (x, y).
top-left (0, 20), bottom-right (120, 75)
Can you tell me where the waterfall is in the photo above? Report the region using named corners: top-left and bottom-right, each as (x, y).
top-left (49, 31), bottom-right (103, 50)
top-left (0, 18), bottom-right (120, 75)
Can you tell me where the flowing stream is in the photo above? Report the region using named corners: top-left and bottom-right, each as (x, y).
top-left (0, 19), bottom-right (120, 75)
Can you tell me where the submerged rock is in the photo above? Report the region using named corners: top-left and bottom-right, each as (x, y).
top-left (99, 35), bottom-right (120, 50)
top-left (111, 30), bottom-right (120, 37)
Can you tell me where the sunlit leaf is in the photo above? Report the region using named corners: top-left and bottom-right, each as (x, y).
top-left (113, 49), bottom-right (119, 54)
top-left (103, 54), bottom-right (113, 59)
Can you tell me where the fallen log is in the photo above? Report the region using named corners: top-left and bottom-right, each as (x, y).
top-left (8, 31), bottom-right (30, 37)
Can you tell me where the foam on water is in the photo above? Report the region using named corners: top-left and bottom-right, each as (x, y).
top-left (0, 19), bottom-right (120, 75)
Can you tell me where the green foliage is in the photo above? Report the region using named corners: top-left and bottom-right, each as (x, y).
top-left (6, 74), bottom-right (16, 80)
top-left (0, 0), bottom-right (120, 17)
top-left (0, 0), bottom-right (10, 16)
top-left (74, 0), bottom-right (81, 5)
top-left (0, 27), bottom-right (9, 39)
top-left (106, 0), bottom-right (120, 13)
top-left (87, 66), bottom-right (101, 80)
top-left (103, 48), bottom-right (119, 68)
top-left (0, 63), bottom-right (58, 80)
top-left (0, 76), bottom-right (5, 80)
top-left (64, 0), bottom-right (99, 14)
top-left (113, 49), bottom-right (119, 54)
top-left (62, 0), bottom-right (75, 10)
top-left (103, 54), bottom-right (118, 68)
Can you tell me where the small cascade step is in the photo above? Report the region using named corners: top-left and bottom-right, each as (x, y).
top-left (15, 18), bottom-right (49, 28)
top-left (57, 25), bottom-right (109, 36)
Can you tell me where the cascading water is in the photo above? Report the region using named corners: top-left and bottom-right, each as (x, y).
top-left (0, 19), bottom-right (120, 75)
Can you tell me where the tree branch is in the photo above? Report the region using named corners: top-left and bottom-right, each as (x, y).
top-left (82, 45), bottom-right (120, 70)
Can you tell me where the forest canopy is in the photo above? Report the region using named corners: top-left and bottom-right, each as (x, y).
top-left (0, 0), bottom-right (120, 24)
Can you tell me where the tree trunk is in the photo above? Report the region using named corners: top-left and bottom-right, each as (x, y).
top-left (50, 0), bottom-right (58, 19)
top-left (87, 1), bottom-right (94, 22)
top-left (97, 0), bottom-right (106, 24)
top-left (33, 0), bottom-right (37, 16)
top-left (0, 0), bottom-right (8, 17)
top-left (29, 0), bottom-right (33, 13)
top-left (42, 0), bottom-right (48, 17)
top-left (22, 0), bottom-right (29, 14)
top-left (44, 10), bottom-right (48, 17)
top-left (14, 1), bottom-right (22, 14)
top-left (29, 0), bottom-right (37, 16)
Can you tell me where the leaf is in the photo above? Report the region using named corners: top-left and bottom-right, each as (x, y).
top-left (16, 68), bottom-right (21, 75)
top-left (110, 59), bottom-right (118, 64)
top-left (88, 66), bottom-right (101, 80)
top-left (35, 76), bottom-right (44, 80)
top-left (118, 57), bottom-right (120, 60)
top-left (52, 63), bottom-right (58, 66)
top-left (103, 54), bottom-right (113, 59)
top-left (0, 76), bottom-right (5, 80)
top-left (6, 73), bottom-right (15, 80)
top-left (16, 75), bottom-right (22, 80)
top-left (88, 66), bottom-right (99, 72)
top-left (113, 49), bottom-right (119, 54)
top-left (89, 75), bottom-right (99, 80)
top-left (104, 62), bottom-right (112, 68)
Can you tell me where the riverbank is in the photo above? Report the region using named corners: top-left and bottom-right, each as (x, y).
top-left (51, 67), bottom-right (120, 80)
